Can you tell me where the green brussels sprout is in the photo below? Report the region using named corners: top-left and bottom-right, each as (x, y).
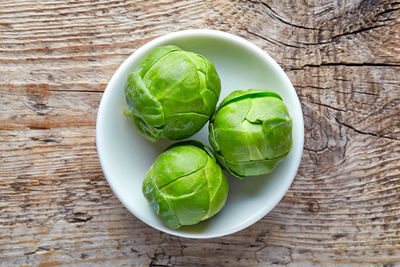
top-left (209, 89), bottom-right (292, 179)
top-left (124, 45), bottom-right (221, 142)
top-left (142, 141), bottom-right (228, 229)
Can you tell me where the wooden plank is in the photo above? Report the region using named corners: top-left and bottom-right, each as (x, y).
top-left (0, 0), bottom-right (399, 266)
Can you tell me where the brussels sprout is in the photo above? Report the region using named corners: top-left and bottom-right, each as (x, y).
top-left (124, 45), bottom-right (221, 142)
top-left (209, 89), bottom-right (292, 179)
top-left (142, 141), bottom-right (228, 229)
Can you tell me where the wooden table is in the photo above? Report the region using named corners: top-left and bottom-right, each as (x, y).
top-left (1, 0), bottom-right (399, 266)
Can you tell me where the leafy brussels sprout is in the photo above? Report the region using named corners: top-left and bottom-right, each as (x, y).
top-left (209, 89), bottom-right (292, 179)
top-left (124, 45), bottom-right (221, 142)
top-left (142, 141), bottom-right (228, 229)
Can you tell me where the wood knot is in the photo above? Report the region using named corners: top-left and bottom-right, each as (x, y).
top-left (332, 233), bottom-right (348, 240)
top-left (301, 103), bottom-right (348, 166)
top-left (66, 212), bottom-right (92, 223)
top-left (304, 114), bottom-right (328, 152)
top-left (307, 200), bottom-right (320, 213)
top-left (25, 84), bottom-right (51, 116)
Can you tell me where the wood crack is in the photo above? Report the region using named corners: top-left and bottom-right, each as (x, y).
top-left (244, 28), bottom-right (304, 48)
top-left (66, 212), bottom-right (93, 223)
top-left (308, 62), bottom-right (400, 67)
top-left (48, 89), bottom-right (104, 93)
top-left (292, 62), bottom-right (400, 70)
top-left (331, 24), bottom-right (387, 40)
top-left (307, 99), bottom-right (347, 112)
top-left (374, 6), bottom-right (400, 19)
top-left (304, 147), bottom-right (329, 153)
top-left (334, 117), bottom-right (400, 141)
top-left (24, 246), bottom-right (51, 256)
top-left (258, 1), bottom-right (324, 31)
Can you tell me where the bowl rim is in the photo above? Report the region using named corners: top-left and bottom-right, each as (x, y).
top-left (96, 29), bottom-right (304, 239)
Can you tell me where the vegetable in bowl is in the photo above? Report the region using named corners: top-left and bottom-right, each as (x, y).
top-left (142, 141), bottom-right (228, 229)
top-left (209, 89), bottom-right (292, 179)
top-left (124, 45), bottom-right (221, 142)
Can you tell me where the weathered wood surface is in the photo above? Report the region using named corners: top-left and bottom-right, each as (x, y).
top-left (1, 0), bottom-right (399, 266)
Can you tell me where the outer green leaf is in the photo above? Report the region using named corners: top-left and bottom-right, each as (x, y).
top-left (161, 168), bottom-right (209, 226)
top-left (142, 173), bottom-right (180, 229)
top-left (218, 89), bottom-right (282, 111)
top-left (125, 73), bottom-right (164, 127)
top-left (213, 98), bottom-right (251, 130)
top-left (125, 45), bottom-right (221, 142)
top-left (145, 52), bottom-right (199, 100)
top-left (204, 57), bottom-right (221, 98)
top-left (263, 117), bottom-right (292, 158)
top-left (200, 87), bottom-right (219, 116)
top-left (241, 119), bottom-right (268, 161)
top-left (159, 97), bottom-right (205, 116)
top-left (163, 113), bottom-right (209, 140)
top-left (203, 157), bottom-right (228, 219)
top-left (224, 153), bottom-right (288, 178)
top-left (209, 89), bottom-right (292, 178)
top-left (208, 122), bottom-right (220, 152)
top-left (129, 113), bottom-right (162, 142)
top-left (212, 128), bottom-right (253, 162)
top-left (136, 45), bottom-right (181, 77)
top-left (179, 51), bottom-right (207, 71)
top-left (150, 145), bottom-right (207, 188)
top-left (142, 141), bottom-right (229, 229)
top-left (246, 97), bottom-right (288, 123)
top-left (214, 152), bottom-right (229, 173)
top-left (124, 72), bottom-right (165, 141)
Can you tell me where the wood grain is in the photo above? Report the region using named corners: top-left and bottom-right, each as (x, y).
top-left (1, 0), bottom-right (399, 266)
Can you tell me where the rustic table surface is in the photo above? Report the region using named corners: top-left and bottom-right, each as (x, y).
top-left (1, 0), bottom-right (399, 266)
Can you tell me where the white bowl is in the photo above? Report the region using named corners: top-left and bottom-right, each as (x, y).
top-left (96, 29), bottom-right (304, 238)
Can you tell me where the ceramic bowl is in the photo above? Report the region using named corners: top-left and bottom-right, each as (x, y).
top-left (96, 29), bottom-right (304, 238)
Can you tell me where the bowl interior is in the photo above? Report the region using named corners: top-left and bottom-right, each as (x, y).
top-left (96, 30), bottom-right (304, 238)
